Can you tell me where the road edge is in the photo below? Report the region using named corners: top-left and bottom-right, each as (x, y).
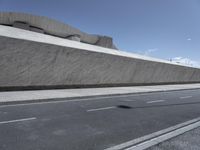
top-left (105, 117), bottom-right (200, 150)
top-left (0, 87), bottom-right (200, 106)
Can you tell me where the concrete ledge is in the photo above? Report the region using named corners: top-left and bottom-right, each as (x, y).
top-left (0, 25), bottom-right (198, 67)
top-left (0, 82), bottom-right (200, 92)
top-left (0, 84), bottom-right (200, 106)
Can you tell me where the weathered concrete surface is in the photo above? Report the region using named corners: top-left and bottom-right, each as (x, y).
top-left (0, 84), bottom-right (200, 104)
top-left (148, 127), bottom-right (200, 150)
top-left (0, 12), bottom-right (117, 49)
top-left (0, 25), bottom-right (200, 90)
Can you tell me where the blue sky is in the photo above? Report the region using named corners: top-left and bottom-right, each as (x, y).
top-left (0, 0), bottom-right (200, 67)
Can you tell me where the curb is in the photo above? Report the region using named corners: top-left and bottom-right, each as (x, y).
top-left (0, 88), bottom-right (200, 106)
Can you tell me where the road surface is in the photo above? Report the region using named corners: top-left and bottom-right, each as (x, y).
top-left (0, 89), bottom-right (200, 150)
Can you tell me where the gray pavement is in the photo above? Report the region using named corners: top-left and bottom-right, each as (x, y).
top-left (148, 127), bottom-right (200, 150)
top-left (0, 89), bottom-right (200, 150)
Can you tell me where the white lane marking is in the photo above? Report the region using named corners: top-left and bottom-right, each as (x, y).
top-left (0, 117), bottom-right (36, 125)
top-left (122, 99), bottom-right (137, 102)
top-left (87, 106), bottom-right (116, 112)
top-left (180, 96), bottom-right (192, 99)
top-left (147, 100), bottom-right (165, 104)
top-left (0, 111), bottom-right (7, 114)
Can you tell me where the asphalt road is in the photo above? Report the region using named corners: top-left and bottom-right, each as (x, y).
top-left (0, 89), bottom-right (200, 150)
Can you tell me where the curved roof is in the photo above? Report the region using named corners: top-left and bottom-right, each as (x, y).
top-left (0, 12), bottom-right (117, 49)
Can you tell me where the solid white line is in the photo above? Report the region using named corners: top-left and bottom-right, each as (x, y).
top-left (0, 117), bottom-right (36, 125)
top-left (104, 117), bottom-right (200, 150)
top-left (146, 100), bottom-right (165, 104)
top-left (180, 96), bottom-right (192, 99)
top-left (87, 106), bottom-right (116, 112)
top-left (125, 121), bottom-right (200, 150)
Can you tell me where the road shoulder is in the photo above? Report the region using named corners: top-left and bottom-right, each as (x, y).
top-left (0, 83), bottom-right (200, 105)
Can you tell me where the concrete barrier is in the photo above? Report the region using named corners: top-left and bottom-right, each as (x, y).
top-left (0, 25), bottom-right (200, 90)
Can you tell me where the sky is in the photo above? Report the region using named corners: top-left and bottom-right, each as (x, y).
top-left (0, 0), bottom-right (200, 67)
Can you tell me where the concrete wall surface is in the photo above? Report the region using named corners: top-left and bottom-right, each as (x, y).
top-left (0, 25), bottom-right (200, 90)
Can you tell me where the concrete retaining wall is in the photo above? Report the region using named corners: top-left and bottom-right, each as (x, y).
top-left (0, 25), bottom-right (200, 90)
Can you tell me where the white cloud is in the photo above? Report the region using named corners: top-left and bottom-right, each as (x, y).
top-left (187, 38), bottom-right (192, 41)
top-left (170, 57), bottom-right (200, 68)
top-left (144, 48), bottom-right (158, 56)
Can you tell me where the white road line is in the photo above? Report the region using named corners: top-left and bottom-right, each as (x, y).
top-left (147, 100), bottom-right (165, 104)
top-left (0, 117), bottom-right (36, 125)
top-left (104, 117), bottom-right (200, 150)
top-left (0, 111), bottom-right (7, 114)
top-left (123, 99), bottom-right (137, 102)
top-left (180, 96), bottom-right (192, 99)
top-left (125, 120), bottom-right (200, 150)
top-left (87, 106), bottom-right (116, 112)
